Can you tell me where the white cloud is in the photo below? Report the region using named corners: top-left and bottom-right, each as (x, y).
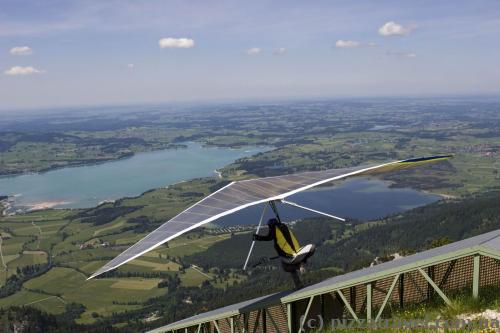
top-left (378, 21), bottom-right (413, 36)
top-left (127, 63), bottom-right (135, 69)
top-left (10, 46), bottom-right (33, 56)
top-left (335, 40), bottom-right (361, 48)
top-left (273, 47), bottom-right (287, 55)
top-left (245, 47), bottom-right (261, 56)
top-left (158, 38), bottom-right (194, 48)
top-left (5, 66), bottom-right (44, 76)
top-left (387, 51), bottom-right (417, 58)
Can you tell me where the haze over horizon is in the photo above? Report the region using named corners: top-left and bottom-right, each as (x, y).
top-left (1, 0), bottom-right (499, 110)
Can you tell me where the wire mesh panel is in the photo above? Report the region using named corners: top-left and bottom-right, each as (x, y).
top-left (265, 304), bottom-right (288, 333)
top-left (306, 296), bottom-right (323, 321)
top-left (480, 255), bottom-right (500, 287)
top-left (247, 310), bottom-right (263, 333)
top-left (321, 292), bottom-right (344, 322)
top-left (438, 255), bottom-right (474, 292)
top-left (233, 314), bottom-right (246, 333)
top-left (291, 296), bottom-right (324, 333)
top-left (403, 270), bottom-right (428, 304)
top-left (431, 260), bottom-right (454, 293)
top-left (217, 318), bottom-right (232, 333)
top-left (370, 275), bottom-right (396, 308)
top-left (186, 326), bottom-right (198, 333)
top-left (319, 257), bottom-right (477, 321)
top-left (337, 287), bottom-right (352, 317)
top-left (292, 298), bottom-right (309, 330)
top-left (162, 254), bottom-right (500, 333)
top-left (370, 256), bottom-right (475, 310)
top-left (336, 286), bottom-right (365, 317)
top-left (353, 285), bottom-right (367, 314)
top-left (368, 275), bottom-right (399, 318)
top-left (205, 322), bottom-right (215, 333)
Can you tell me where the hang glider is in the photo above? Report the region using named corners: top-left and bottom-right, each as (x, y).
top-left (88, 155), bottom-right (451, 279)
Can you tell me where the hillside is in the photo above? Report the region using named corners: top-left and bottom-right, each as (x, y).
top-left (2, 99), bottom-right (500, 196)
top-left (1, 188), bottom-right (499, 331)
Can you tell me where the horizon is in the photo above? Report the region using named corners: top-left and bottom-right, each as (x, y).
top-left (2, 92), bottom-right (500, 114)
top-left (1, 0), bottom-right (499, 110)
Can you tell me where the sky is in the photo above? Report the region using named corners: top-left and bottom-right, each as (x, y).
top-left (0, 0), bottom-right (499, 110)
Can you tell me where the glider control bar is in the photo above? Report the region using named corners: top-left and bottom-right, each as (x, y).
top-left (243, 204), bottom-right (268, 271)
top-left (280, 200), bottom-right (345, 222)
top-left (269, 200), bottom-right (282, 223)
top-left (243, 200), bottom-right (283, 271)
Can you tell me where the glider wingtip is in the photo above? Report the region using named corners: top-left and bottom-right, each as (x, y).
top-left (87, 269), bottom-right (106, 281)
top-left (434, 154), bottom-right (454, 159)
top-left (400, 154), bottom-right (453, 163)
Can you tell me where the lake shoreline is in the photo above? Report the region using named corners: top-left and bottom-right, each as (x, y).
top-left (0, 197), bottom-right (11, 216)
top-left (0, 143), bottom-right (189, 178)
top-left (368, 176), bottom-right (456, 200)
top-left (3, 176), bottom-right (442, 226)
top-left (0, 143), bottom-right (270, 213)
top-left (0, 141), bottom-right (272, 178)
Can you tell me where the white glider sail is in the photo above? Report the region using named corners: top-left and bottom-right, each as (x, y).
top-left (89, 155), bottom-right (451, 279)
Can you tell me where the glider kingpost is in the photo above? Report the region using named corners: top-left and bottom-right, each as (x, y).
top-left (88, 155), bottom-right (451, 279)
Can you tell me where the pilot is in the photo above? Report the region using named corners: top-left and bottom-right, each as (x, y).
top-left (253, 218), bottom-right (315, 289)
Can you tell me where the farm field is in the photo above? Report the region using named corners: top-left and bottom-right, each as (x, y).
top-left (0, 184), bottom-right (241, 323)
top-left (0, 98), bottom-right (499, 328)
top-left (26, 267), bottom-right (166, 323)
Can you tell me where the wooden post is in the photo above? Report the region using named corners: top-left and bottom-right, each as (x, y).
top-left (366, 283), bottom-right (372, 323)
top-left (336, 290), bottom-right (360, 323)
top-left (473, 255), bottom-right (480, 299)
top-left (287, 303), bottom-right (293, 333)
top-left (375, 274), bottom-right (400, 323)
top-left (399, 273), bottom-right (405, 309)
top-left (262, 309), bottom-right (267, 333)
top-left (418, 268), bottom-right (452, 306)
top-left (427, 266), bottom-right (435, 300)
top-left (298, 296), bottom-right (315, 333)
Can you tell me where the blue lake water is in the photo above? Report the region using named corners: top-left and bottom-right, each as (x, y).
top-left (0, 142), bottom-right (268, 211)
top-left (0, 141), bottom-right (440, 220)
top-left (216, 178), bottom-right (441, 225)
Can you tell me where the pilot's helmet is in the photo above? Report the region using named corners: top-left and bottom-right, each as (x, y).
top-left (267, 218), bottom-right (279, 226)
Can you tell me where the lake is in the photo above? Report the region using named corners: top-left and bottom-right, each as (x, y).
top-left (0, 142), bottom-right (440, 220)
top-left (216, 177), bottom-right (441, 225)
top-left (0, 142), bottom-right (268, 212)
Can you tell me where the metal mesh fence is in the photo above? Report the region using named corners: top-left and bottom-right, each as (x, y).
top-left (233, 314), bottom-right (245, 333)
top-left (168, 254), bottom-right (500, 333)
top-left (315, 255), bottom-right (482, 321)
top-left (265, 304), bottom-right (288, 333)
top-left (248, 310), bottom-right (263, 333)
top-left (439, 256), bottom-right (474, 292)
top-left (218, 317), bottom-right (231, 333)
top-left (480, 255), bottom-right (500, 287)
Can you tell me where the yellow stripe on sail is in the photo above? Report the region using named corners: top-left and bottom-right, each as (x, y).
top-left (288, 229), bottom-right (300, 252)
top-left (276, 228), bottom-right (297, 256)
top-left (359, 155), bottom-right (452, 176)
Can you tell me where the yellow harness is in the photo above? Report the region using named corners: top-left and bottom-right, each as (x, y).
top-left (275, 227), bottom-right (301, 256)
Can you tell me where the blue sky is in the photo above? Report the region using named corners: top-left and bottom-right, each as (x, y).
top-left (0, 0), bottom-right (499, 109)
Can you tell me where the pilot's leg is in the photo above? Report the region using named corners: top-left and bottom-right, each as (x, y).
top-left (299, 244), bottom-right (316, 274)
top-left (290, 269), bottom-right (304, 290)
top-left (282, 261), bottom-right (304, 290)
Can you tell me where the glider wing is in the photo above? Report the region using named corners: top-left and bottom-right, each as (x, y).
top-left (89, 155), bottom-right (450, 279)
